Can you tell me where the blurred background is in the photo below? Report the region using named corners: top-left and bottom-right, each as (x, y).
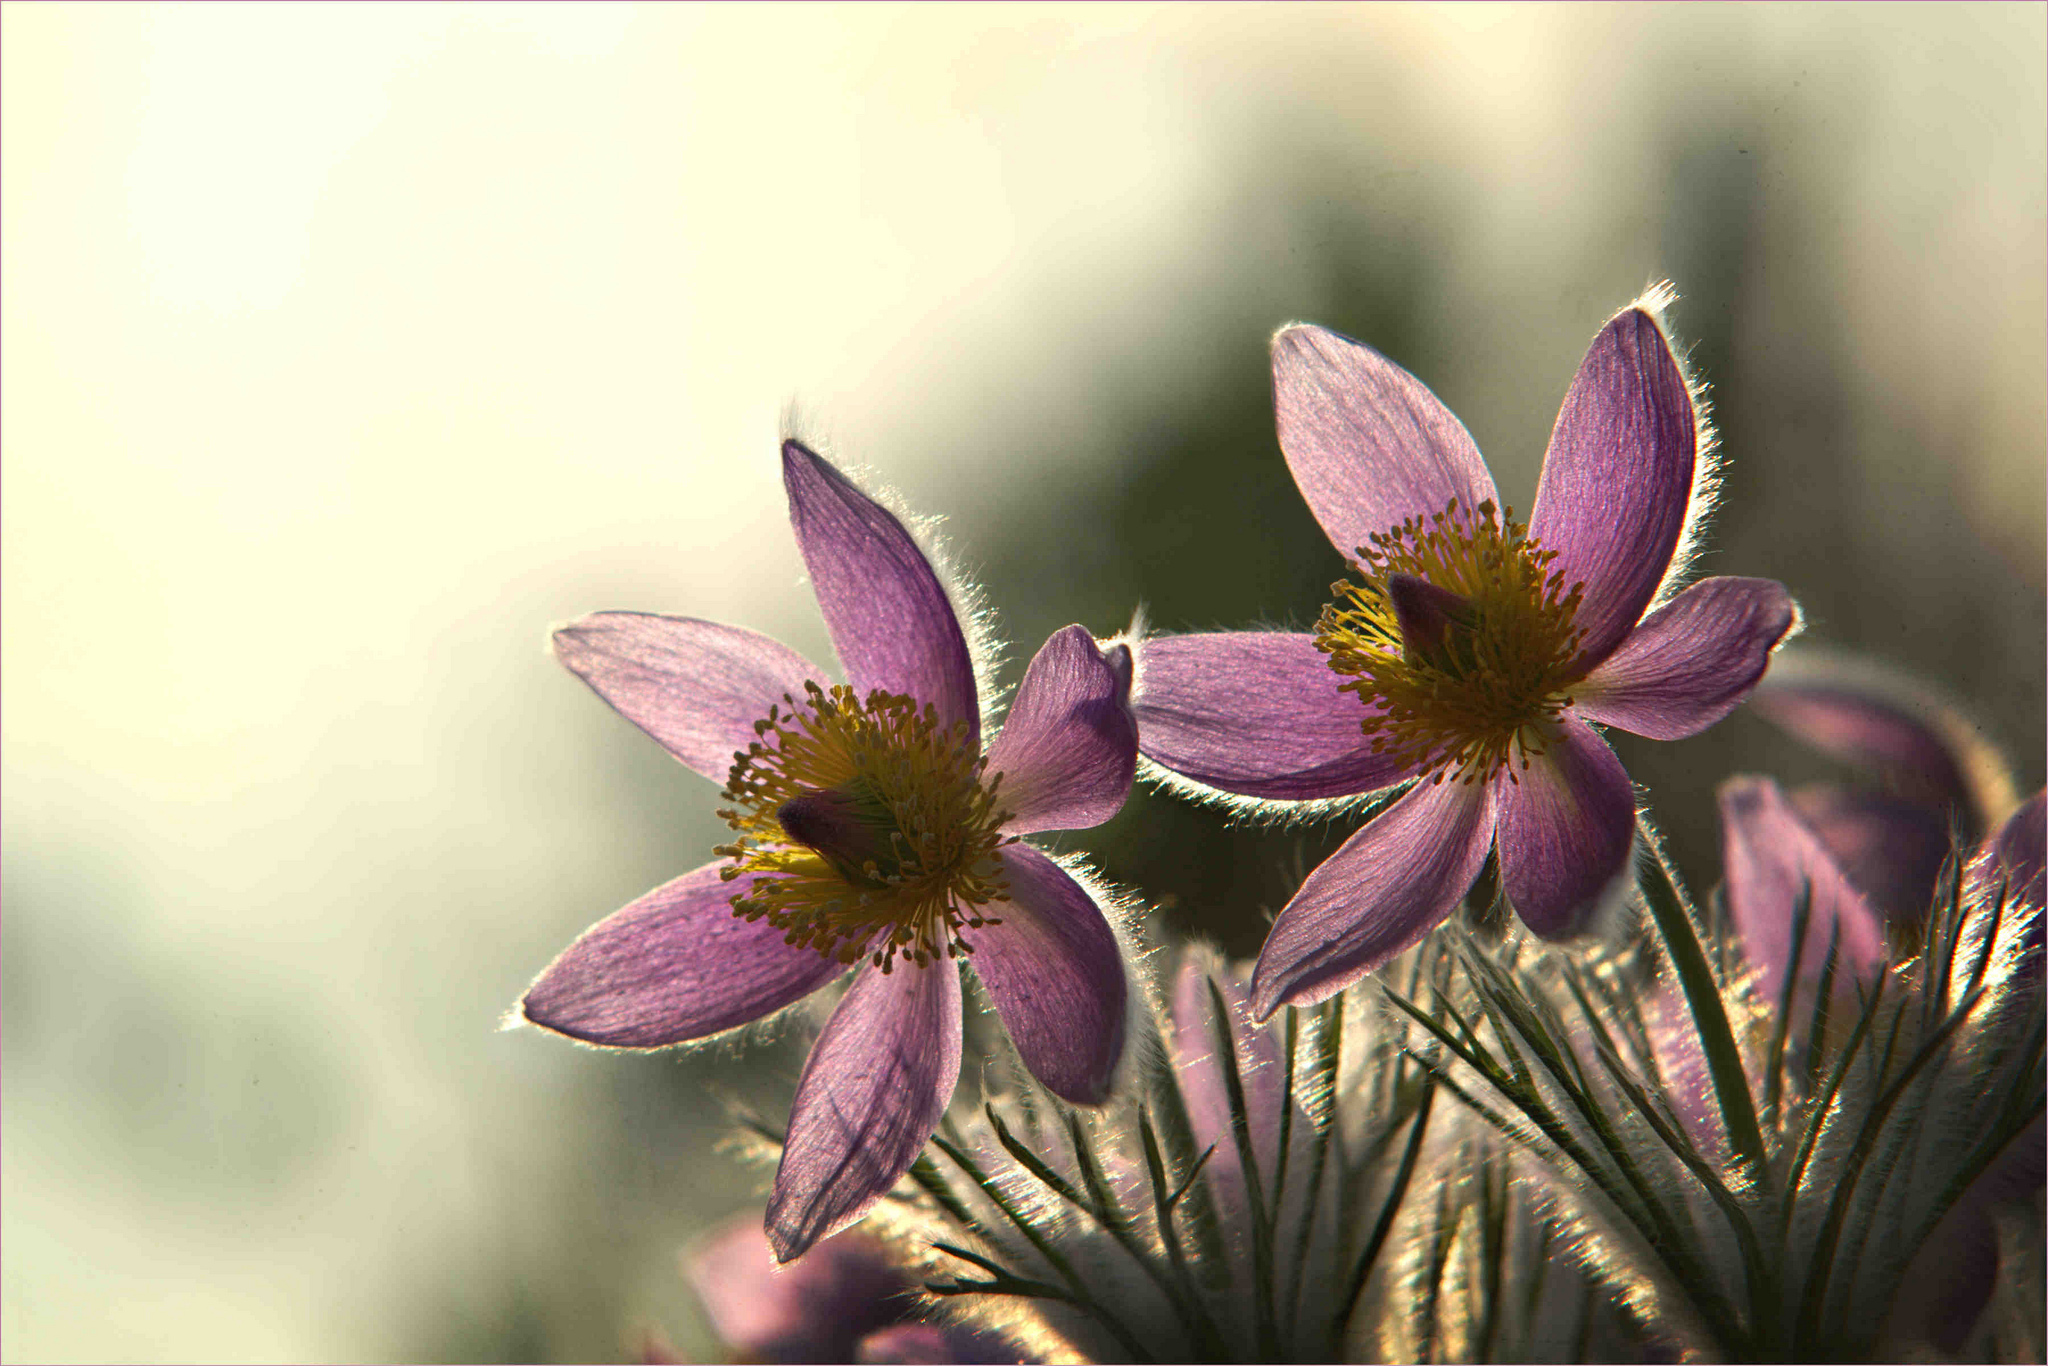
top-left (4, 4), bottom-right (2041, 1360)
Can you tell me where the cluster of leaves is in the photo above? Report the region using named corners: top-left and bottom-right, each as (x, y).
top-left (1389, 816), bottom-right (2044, 1362)
top-left (889, 983), bottom-right (1429, 1361)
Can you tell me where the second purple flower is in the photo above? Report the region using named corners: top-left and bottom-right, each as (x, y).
top-left (1134, 290), bottom-right (1799, 1015)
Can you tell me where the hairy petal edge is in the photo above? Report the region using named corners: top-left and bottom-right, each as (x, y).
top-left (767, 956), bottom-right (962, 1261)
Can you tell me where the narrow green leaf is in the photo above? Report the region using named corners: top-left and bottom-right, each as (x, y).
top-left (1764, 880), bottom-right (1816, 1126)
top-left (1639, 816), bottom-right (1768, 1176)
top-left (1206, 977), bottom-right (1279, 1358)
top-left (1333, 1080), bottom-right (1435, 1353)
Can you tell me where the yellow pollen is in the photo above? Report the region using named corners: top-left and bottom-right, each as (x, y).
top-left (1312, 498), bottom-right (1587, 785)
top-left (714, 680), bottom-right (1012, 971)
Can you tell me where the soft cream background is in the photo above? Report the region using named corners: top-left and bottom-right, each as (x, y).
top-left (5, 5), bottom-right (2041, 1361)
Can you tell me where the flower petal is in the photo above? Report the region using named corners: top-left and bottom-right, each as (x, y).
top-left (1786, 784), bottom-right (1951, 926)
top-left (1494, 714), bottom-right (1637, 938)
top-left (960, 845), bottom-right (1126, 1104)
top-left (684, 1214), bottom-right (903, 1362)
top-left (1571, 577), bottom-right (1795, 740)
top-left (1719, 775), bottom-right (1887, 1001)
top-left (552, 612), bottom-right (820, 783)
top-left (1170, 956), bottom-right (1287, 1206)
top-left (783, 440), bottom-right (980, 741)
top-left (1751, 649), bottom-right (2017, 831)
top-left (1978, 788), bottom-right (2047, 909)
top-left (1530, 308), bottom-right (1696, 669)
top-left (1271, 324), bottom-right (1499, 559)
top-left (1965, 789), bottom-right (2046, 983)
top-left (1250, 776), bottom-right (1493, 1017)
top-left (1886, 1117), bottom-right (2046, 1353)
top-left (520, 862), bottom-right (846, 1047)
top-left (1133, 632), bottom-right (1418, 801)
top-left (984, 626), bottom-right (1137, 835)
top-left (856, 1323), bottom-right (1021, 1365)
top-left (767, 956), bottom-right (962, 1261)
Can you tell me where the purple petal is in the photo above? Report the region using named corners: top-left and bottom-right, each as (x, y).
top-left (1571, 577), bottom-right (1796, 740)
top-left (1642, 987), bottom-right (1723, 1162)
top-left (553, 613), bottom-right (820, 783)
top-left (1529, 308), bottom-right (1695, 670)
top-left (960, 845), bottom-right (1126, 1104)
top-left (1170, 957), bottom-right (1285, 1206)
top-left (984, 626), bottom-right (1137, 836)
top-left (521, 862), bottom-right (845, 1047)
top-left (1787, 784), bottom-right (1951, 926)
top-left (783, 441), bottom-right (980, 742)
top-left (1250, 777), bottom-right (1493, 1017)
top-left (685, 1213), bottom-right (904, 1362)
top-left (1133, 632), bottom-right (1418, 801)
top-left (1885, 1116), bottom-right (2046, 1353)
top-left (854, 1325), bottom-right (949, 1365)
top-left (1968, 788), bottom-right (2045, 910)
top-left (767, 956), bottom-right (962, 1261)
top-left (1493, 714), bottom-right (1637, 938)
top-left (1752, 651), bottom-right (2011, 830)
top-left (1966, 789), bottom-right (2046, 982)
top-left (857, 1323), bottom-right (1021, 1365)
top-left (1719, 776), bottom-right (1887, 1001)
top-left (1271, 324), bottom-right (1499, 560)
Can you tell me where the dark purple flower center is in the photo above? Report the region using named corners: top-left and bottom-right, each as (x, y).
top-left (715, 681), bottom-right (1010, 970)
top-left (1313, 498), bottom-right (1587, 785)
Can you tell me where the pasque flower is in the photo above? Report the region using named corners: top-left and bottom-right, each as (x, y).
top-left (1749, 646), bottom-right (2023, 926)
top-left (1713, 773), bottom-right (2045, 1355)
top-left (682, 1212), bottom-right (1020, 1363)
top-left (1133, 290), bottom-right (1797, 1015)
top-left (519, 441), bottom-right (1139, 1261)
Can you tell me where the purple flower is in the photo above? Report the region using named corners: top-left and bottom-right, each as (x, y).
top-left (684, 1212), bottom-right (1023, 1363)
top-left (1714, 777), bottom-right (2046, 1352)
top-left (1719, 774), bottom-right (1889, 1003)
top-left (1748, 648), bottom-right (2024, 924)
top-left (1721, 774), bottom-right (2044, 1004)
top-left (1134, 293), bottom-right (1797, 1015)
top-left (1750, 647), bottom-right (2019, 835)
top-left (519, 441), bottom-right (1139, 1261)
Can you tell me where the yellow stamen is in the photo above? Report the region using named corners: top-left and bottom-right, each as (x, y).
top-left (1313, 499), bottom-right (1587, 785)
top-left (715, 681), bottom-right (1012, 971)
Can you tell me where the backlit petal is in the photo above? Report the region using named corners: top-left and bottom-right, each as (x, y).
top-left (520, 862), bottom-right (845, 1047)
top-left (553, 612), bottom-right (819, 783)
top-left (1965, 789), bottom-right (2046, 983)
top-left (985, 626), bottom-right (1137, 835)
top-left (960, 846), bottom-right (1126, 1104)
top-left (1250, 776), bottom-right (1493, 1017)
top-left (1752, 649), bottom-right (2017, 831)
top-left (1572, 577), bottom-right (1795, 740)
top-left (1170, 956), bottom-right (1287, 1208)
top-left (684, 1215), bottom-right (902, 1363)
top-left (767, 956), bottom-right (962, 1261)
top-left (1493, 715), bottom-right (1636, 938)
top-left (1787, 784), bottom-right (1951, 926)
top-left (1719, 775), bottom-right (1887, 1001)
top-left (1271, 324), bottom-right (1498, 560)
top-left (783, 440), bottom-right (980, 741)
top-left (1134, 632), bottom-right (1418, 801)
top-left (1530, 308), bottom-right (1695, 669)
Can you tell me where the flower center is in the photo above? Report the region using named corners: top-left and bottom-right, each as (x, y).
top-left (1312, 498), bottom-right (1587, 785)
top-left (715, 681), bottom-right (1011, 971)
